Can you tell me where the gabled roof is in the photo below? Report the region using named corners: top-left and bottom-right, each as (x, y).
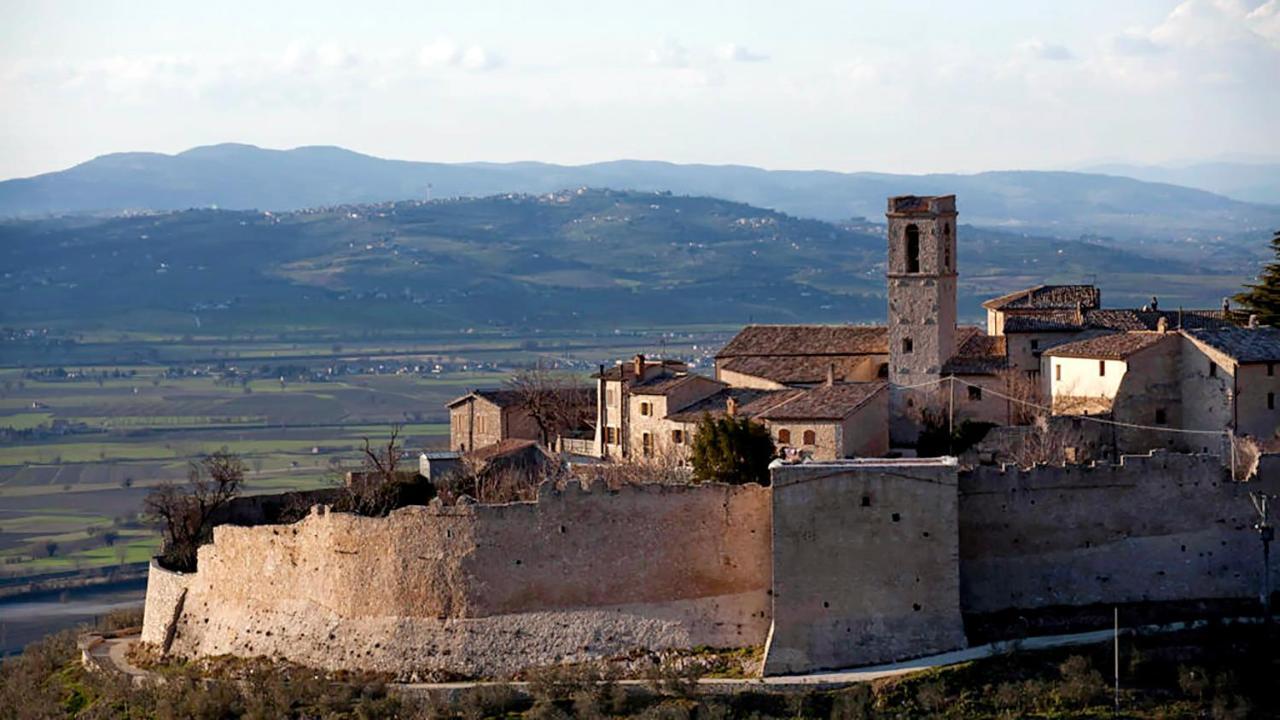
top-left (717, 354), bottom-right (885, 386)
top-left (983, 285), bottom-right (1100, 311)
top-left (1043, 331), bottom-right (1174, 361)
top-left (630, 373), bottom-right (722, 396)
top-left (1001, 307), bottom-right (1244, 334)
top-left (943, 332), bottom-right (1008, 375)
top-left (446, 388), bottom-right (523, 409)
top-left (1184, 326), bottom-right (1280, 364)
top-left (665, 388), bottom-right (804, 423)
top-left (466, 438), bottom-right (545, 464)
top-left (716, 325), bottom-right (887, 358)
top-left (756, 382), bottom-right (887, 421)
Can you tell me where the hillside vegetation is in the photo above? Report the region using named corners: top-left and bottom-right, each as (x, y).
top-left (0, 188), bottom-right (1254, 338)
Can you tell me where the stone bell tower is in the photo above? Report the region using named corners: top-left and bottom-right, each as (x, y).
top-left (886, 195), bottom-right (958, 445)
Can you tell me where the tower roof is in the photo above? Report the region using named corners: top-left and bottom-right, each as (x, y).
top-left (886, 194), bottom-right (956, 215)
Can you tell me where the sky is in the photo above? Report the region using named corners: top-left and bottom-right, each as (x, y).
top-left (1, 0), bottom-right (1278, 180)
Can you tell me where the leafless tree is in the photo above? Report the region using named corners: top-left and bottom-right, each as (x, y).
top-left (144, 451), bottom-right (245, 571)
top-left (996, 369), bottom-right (1047, 426)
top-left (1007, 415), bottom-right (1095, 468)
top-left (337, 425), bottom-right (419, 516)
top-left (504, 364), bottom-right (593, 447)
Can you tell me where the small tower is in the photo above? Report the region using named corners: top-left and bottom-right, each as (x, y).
top-left (886, 195), bottom-right (958, 445)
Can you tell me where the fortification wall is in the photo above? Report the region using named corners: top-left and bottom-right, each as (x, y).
top-left (144, 480), bottom-right (771, 678)
top-left (763, 460), bottom-right (966, 674)
top-left (960, 451), bottom-right (1280, 614)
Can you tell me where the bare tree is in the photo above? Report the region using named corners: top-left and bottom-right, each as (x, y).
top-left (505, 364), bottom-right (592, 447)
top-left (996, 369), bottom-right (1047, 426)
top-left (144, 451), bottom-right (245, 572)
top-left (1007, 415), bottom-right (1095, 468)
top-left (337, 425), bottom-right (418, 517)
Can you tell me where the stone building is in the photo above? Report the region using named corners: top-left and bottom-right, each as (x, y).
top-left (448, 388), bottom-right (595, 453)
top-left (1044, 325), bottom-right (1280, 451)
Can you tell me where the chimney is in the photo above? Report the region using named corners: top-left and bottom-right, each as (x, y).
top-left (1150, 296), bottom-right (1159, 312)
top-left (1156, 316), bottom-right (1168, 333)
top-left (726, 396), bottom-right (738, 417)
top-left (633, 354), bottom-right (645, 379)
top-left (1223, 297), bottom-right (1231, 314)
top-left (1249, 314), bottom-right (1259, 329)
top-left (826, 363), bottom-right (836, 387)
top-left (1074, 301), bottom-right (1084, 325)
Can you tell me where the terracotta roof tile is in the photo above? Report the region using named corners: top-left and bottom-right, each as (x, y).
top-left (716, 325), bottom-right (887, 358)
top-left (666, 388), bottom-right (804, 423)
top-left (943, 333), bottom-right (1008, 375)
top-left (717, 355), bottom-right (886, 386)
top-left (1185, 326), bottom-right (1280, 363)
top-left (1043, 331), bottom-right (1174, 360)
top-left (983, 285), bottom-right (1100, 311)
top-left (629, 374), bottom-right (721, 396)
top-left (757, 382), bottom-right (886, 421)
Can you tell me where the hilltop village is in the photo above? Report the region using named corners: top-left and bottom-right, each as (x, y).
top-left (448, 194), bottom-right (1280, 466)
top-left (140, 195), bottom-right (1280, 679)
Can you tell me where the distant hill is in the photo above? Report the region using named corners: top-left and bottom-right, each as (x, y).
top-left (1080, 161), bottom-right (1280, 206)
top-left (2, 144), bottom-right (1277, 239)
top-left (0, 189), bottom-right (1252, 337)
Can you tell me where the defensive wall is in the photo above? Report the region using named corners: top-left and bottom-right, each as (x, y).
top-left (142, 451), bottom-right (1280, 678)
top-left (959, 451), bottom-right (1280, 614)
top-left (141, 480), bottom-right (772, 678)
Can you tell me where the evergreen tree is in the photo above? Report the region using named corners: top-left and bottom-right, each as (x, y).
top-left (689, 413), bottom-right (776, 485)
top-left (1234, 229), bottom-right (1280, 326)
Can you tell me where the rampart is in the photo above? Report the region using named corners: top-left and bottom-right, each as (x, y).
top-left (959, 451), bottom-right (1280, 614)
top-left (141, 480), bottom-right (772, 678)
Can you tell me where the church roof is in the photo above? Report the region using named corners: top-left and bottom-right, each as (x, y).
top-left (716, 325), bottom-right (887, 358)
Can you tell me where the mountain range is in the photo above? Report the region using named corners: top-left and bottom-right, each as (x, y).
top-left (2, 144), bottom-right (1276, 241)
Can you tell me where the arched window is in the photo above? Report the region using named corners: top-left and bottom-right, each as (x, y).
top-left (777, 428), bottom-right (791, 444)
top-left (905, 224), bottom-right (920, 273)
top-left (943, 223), bottom-right (952, 271)
top-left (802, 430), bottom-right (816, 445)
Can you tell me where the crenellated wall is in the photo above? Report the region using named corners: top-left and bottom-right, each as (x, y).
top-left (959, 451), bottom-right (1280, 614)
top-left (143, 481), bottom-right (772, 678)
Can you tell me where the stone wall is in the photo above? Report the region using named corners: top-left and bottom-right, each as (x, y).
top-left (144, 480), bottom-right (771, 678)
top-left (959, 451), bottom-right (1280, 614)
top-left (763, 459), bottom-right (966, 674)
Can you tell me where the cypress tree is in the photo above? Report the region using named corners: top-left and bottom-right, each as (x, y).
top-left (689, 413), bottom-right (776, 485)
top-left (1235, 229), bottom-right (1280, 326)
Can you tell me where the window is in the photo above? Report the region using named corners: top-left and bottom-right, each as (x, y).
top-left (605, 427), bottom-right (618, 444)
top-left (606, 389), bottom-right (616, 405)
top-left (777, 428), bottom-right (791, 444)
top-left (902, 337), bottom-right (913, 354)
top-left (671, 429), bottom-right (684, 444)
top-left (1055, 364), bottom-right (1062, 381)
top-left (641, 433), bottom-right (653, 457)
top-left (802, 430), bottom-right (816, 445)
top-left (1155, 408), bottom-right (1167, 425)
top-left (476, 416), bottom-right (486, 433)
top-left (1209, 362), bottom-right (1217, 378)
top-left (640, 401), bottom-right (652, 416)
top-left (905, 224), bottom-right (920, 273)
top-left (1270, 392), bottom-right (1276, 411)
top-left (968, 386), bottom-right (982, 401)
top-left (943, 223), bottom-right (952, 271)
top-left (1099, 360), bottom-right (1106, 377)
top-left (1269, 363), bottom-right (1275, 377)
top-left (1030, 339), bottom-right (1040, 351)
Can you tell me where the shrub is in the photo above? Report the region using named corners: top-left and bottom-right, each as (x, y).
top-left (1056, 655), bottom-right (1106, 708)
top-left (689, 413), bottom-right (775, 485)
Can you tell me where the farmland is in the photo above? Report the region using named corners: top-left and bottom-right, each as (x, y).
top-left (0, 329), bottom-right (723, 580)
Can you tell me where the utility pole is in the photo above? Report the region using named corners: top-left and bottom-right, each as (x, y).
top-left (948, 375), bottom-right (955, 456)
top-left (1252, 492), bottom-right (1273, 624)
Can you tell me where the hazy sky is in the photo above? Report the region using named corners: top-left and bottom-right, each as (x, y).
top-left (2, 0), bottom-right (1278, 179)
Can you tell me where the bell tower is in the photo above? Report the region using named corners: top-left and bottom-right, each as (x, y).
top-left (886, 195), bottom-right (958, 445)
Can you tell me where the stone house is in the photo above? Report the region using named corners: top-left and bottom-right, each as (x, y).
top-left (593, 355), bottom-right (692, 459)
top-left (1044, 325), bottom-right (1280, 452)
top-left (447, 388), bottom-right (595, 453)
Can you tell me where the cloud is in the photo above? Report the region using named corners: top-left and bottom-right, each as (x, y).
top-left (646, 38), bottom-right (690, 68)
top-left (418, 38), bottom-right (503, 72)
top-left (716, 43), bottom-right (769, 63)
top-left (1017, 39), bottom-right (1075, 61)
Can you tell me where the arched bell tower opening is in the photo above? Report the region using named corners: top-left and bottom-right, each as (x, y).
top-left (886, 195), bottom-right (958, 446)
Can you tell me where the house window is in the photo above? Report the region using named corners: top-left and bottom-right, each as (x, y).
top-left (640, 401), bottom-right (652, 416)
top-left (1269, 363), bottom-right (1275, 377)
top-left (1099, 361), bottom-right (1106, 377)
top-left (968, 386), bottom-right (982, 401)
top-left (1209, 362), bottom-right (1217, 378)
top-left (606, 389), bottom-right (616, 405)
top-left (1030, 339), bottom-right (1040, 351)
top-left (1155, 408), bottom-right (1168, 425)
top-left (476, 416), bottom-right (486, 433)
top-left (642, 433), bottom-right (653, 457)
top-left (605, 427), bottom-right (618, 444)
top-left (902, 337), bottom-right (913, 354)
top-left (777, 428), bottom-right (791, 444)
top-left (1055, 364), bottom-right (1062, 381)
top-left (802, 430), bottom-right (816, 445)
top-left (1270, 393), bottom-right (1276, 411)
top-left (905, 224), bottom-right (920, 273)
top-left (943, 223), bottom-right (952, 271)
top-left (671, 429), bottom-right (684, 444)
